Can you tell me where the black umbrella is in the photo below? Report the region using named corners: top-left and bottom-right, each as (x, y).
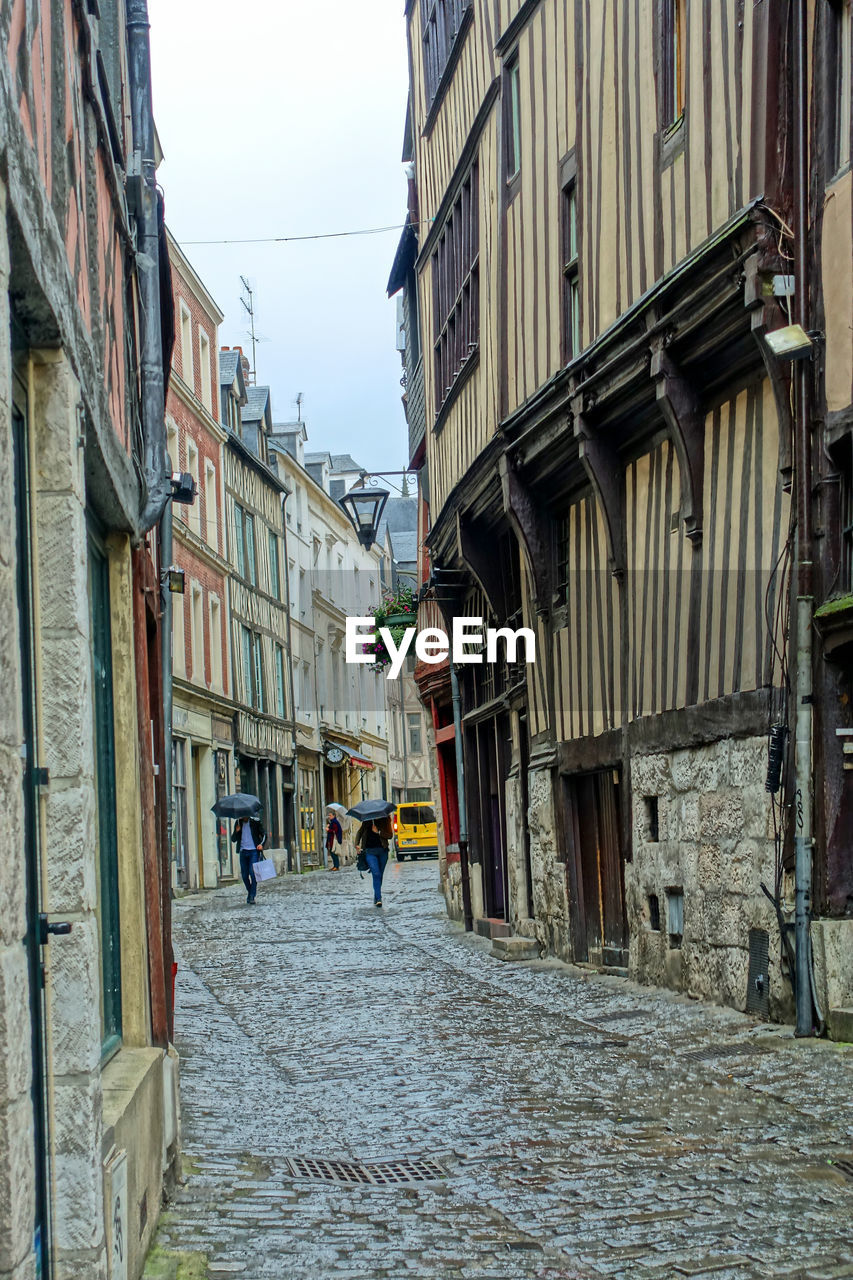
top-left (346, 798), bottom-right (396, 821)
top-left (211, 793), bottom-right (262, 819)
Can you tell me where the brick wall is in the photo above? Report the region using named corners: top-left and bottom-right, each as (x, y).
top-left (173, 540), bottom-right (229, 696)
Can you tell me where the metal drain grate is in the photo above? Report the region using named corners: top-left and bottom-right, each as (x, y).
top-left (594, 1009), bottom-right (652, 1023)
top-left (681, 1042), bottom-right (763, 1064)
top-left (285, 1155), bottom-right (444, 1186)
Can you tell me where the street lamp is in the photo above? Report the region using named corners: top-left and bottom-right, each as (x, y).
top-left (339, 478), bottom-right (390, 549)
top-left (338, 469), bottom-right (414, 551)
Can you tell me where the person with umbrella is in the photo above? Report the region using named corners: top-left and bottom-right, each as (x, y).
top-left (348, 799), bottom-right (395, 908)
top-left (325, 808), bottom-right (343, 870)
top-left (212, 794), bottom-right (266, 905)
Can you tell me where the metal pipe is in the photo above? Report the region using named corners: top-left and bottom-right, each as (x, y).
top-left (159, 501), bottom-right (173, 913)
top-left (792, 0), bottom-right (814, 1037)
top-left (127, 0), bottom-right (170, 534)
top-left (280, 490), bottom-right (299, 871)
top-left (450, 662), bottom-right (473, 931)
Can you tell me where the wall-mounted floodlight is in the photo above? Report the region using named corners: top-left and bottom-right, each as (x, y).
top-left (164, 567), bottom-right (186, 594)
top-left (764, 324), bottom-right (814, 362)
top-left (170, 471), bottom-right (196, 504)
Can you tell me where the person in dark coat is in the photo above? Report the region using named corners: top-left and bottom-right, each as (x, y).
top-left (325, 812), bottom-right (343, 869)
top-left (232, 815), bottom-right (266, 904)
top-left (355, 816), bottom-right (392, 906)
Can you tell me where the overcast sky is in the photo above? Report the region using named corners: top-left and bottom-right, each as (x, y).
top-left (148, 0), bottom-right (411, 475)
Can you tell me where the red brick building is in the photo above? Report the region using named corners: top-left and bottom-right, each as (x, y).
top-left (166, 232), bottom-right (237, 889)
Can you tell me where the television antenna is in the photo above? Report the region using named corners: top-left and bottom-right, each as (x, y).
top-left (240, 276), bottom-right (259, 384)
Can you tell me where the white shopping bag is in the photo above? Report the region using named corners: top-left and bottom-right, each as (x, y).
top-left (253, 857), bottom-right (276, 881)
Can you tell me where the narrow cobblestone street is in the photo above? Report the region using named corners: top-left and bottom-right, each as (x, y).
top-left (145, 863), bottom-right (853, 1280)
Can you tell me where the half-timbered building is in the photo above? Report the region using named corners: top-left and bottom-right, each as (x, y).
top-left (219, 365), bottom-right (295, 858)
top-left (396, 0), bottom-right (853, 1032)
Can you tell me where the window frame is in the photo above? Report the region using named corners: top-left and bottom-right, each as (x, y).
top-left (431, 162), bottom-right (479, 420)
top-left (421, 0), bottom-right (473, 110)
top-left (233, 502), bottom-right (246, 578)
top-left (561, 157), bottom-right (580, 364)
top-left (179, 299), bottom-right (194, 387)
top-left (504, 57), bottom-right (522, 187)
top-left (659, 0), bottom-right (686, 131)
top-left (198, 328), bottom-right (212, 412)
top-left (268, 528), bottom-right (281, 599)
top-left (275, 643), bottom-right (286, 719)
top-left (245, 512), bottom-right (257, 586)
top-left (828, 0), bottom-right (852, 176)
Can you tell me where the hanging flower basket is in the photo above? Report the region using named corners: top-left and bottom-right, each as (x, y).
top-left (364, 585), bottom-right (418, 671)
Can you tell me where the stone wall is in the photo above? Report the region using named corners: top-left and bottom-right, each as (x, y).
top-left (524, 769), bottom-right (572, 960)
top-left (626, 735), bottom-right (792, 1019)
top-left (0, 176), bottom-right (38, 1280)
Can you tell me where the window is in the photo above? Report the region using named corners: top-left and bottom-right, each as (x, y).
top-left (407, 713), bottom-right (423, 755)
top-left (241, 626), bottom-right (253, 705)
top-left (660, 0), bottom-right (686, 127)
top-left (166, 418), bottom-right (179, 471)
top-left (209, 595), bottom-right (222, 691)
top-left (422, 0), bottom-right (472, 105)
top-left (432, 163), bottom-right (479, 416)
top-left (198, 329), bottom-right (212, 411)
top-left (204, 460), bottom-right (217, 547)
top-left (89, 535), bottom-right (122, 1052)
top-left (648, 894), bottom-right (661, 931)
top-left (191, 582), bottom-right (204, 683)
top-left (253, 633), bottom-right (265, 712)
top-left (172, 739), bottom-right (189, 886)
top-left (505, 60), bottom-right (521, 182)
top-left (179, 300), bottom-right (193, 386)
top-left (562, 179), bottom-right (579, 361)
top-left (186, 439), bottom-right (200, 536)
top-left (829, 0), bottom-right (852, 174)
top-left (667, 889), bottom-right (684, 948)
top-left (644, 795), bottom-right (660, 842)
top-left (275, 643), bottom-right (286, 719)
top-left (245, 512), bottom-right (257, 585)
top-left (172, 584), bottom-right (186, 679)
top-left (233, 503), bottom-right (246, 578)
top-left (555, 507), bottom-right (572, 604)
top-left (268, 529), bottom-right (281, 599)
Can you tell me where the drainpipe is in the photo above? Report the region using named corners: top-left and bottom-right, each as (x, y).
top-left (792, 0), bottom-right (814, 1037)
top-left (127, 0), bottom-right (170, 535)
top-left (450, 662), bottom-right (473, 931)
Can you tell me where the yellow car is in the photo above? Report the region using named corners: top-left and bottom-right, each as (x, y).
top-left (393, 803), bottom-right (438, 860)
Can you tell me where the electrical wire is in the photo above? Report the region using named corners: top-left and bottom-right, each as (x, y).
top-left (181, 219), bottom-right (429, 247)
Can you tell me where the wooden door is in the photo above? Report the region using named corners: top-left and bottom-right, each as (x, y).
top-left (564, 770), bottom-right (628, 966)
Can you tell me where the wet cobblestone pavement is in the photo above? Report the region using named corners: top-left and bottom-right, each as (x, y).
top-left (145, 862), bottom-right (853, 1280)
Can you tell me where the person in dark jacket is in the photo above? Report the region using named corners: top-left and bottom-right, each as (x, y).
top-left (325, 812), bottom-right (343, 869)
top-left (231, 815), bottom-right (266, 904)
top-left (355, 816), bottom-right (392, 906)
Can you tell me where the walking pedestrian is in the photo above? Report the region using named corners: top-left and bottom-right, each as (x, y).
top-left (232, 813), bottom-right (266, 904)
top-left (355, 817), bottom-right (391, 906)
top-left (325, 810), bottom-right (343, 869)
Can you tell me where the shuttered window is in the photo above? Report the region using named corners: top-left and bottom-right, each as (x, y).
top-left (432, 163), bottom-right (479, 417)
top-left (422, 0), bottom-right (472, 105)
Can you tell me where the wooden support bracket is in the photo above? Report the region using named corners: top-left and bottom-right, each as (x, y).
top-left (456, 511), bottom-right (504, 618)
top-left (743, 257), bottom-right (794, 486)
top-left (650, 339), bottom-right (705, 543)
top-left (498, 454), bottom-right (552, 613)
top-left (571, 395), bottom-right (626, 576)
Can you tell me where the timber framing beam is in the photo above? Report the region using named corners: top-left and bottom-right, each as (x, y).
top-left (650, 339), bottom-right (705, 543)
